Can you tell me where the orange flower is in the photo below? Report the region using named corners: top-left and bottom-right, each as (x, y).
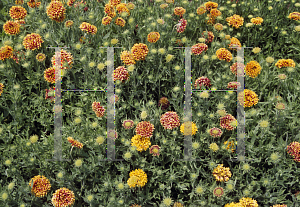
top-left (210, 8), bottom-right (221, 17)
top-left (220, 114), bottom-right (236, 131)
top-left (92, 102), bottom-right (106, 118)
top-left (191, 43), bottom-right (208, 55)
top-left (15, 0), bottom-right (24, 5)
top-left (245, 60), bottom-right (261, 78)
top-left (0, 83), bottom-right (4, 96)
top-left (67, 137), bottom-right (83, 149)
top-left (102, 16), bottom-right (112, 25)
top-left (226, 14), bottom-right (244, 29)
top-left (109, 0), bottom-right (121, 6)
top-left (228, 37), bottom-right (241, 50)
top-left (3, 20), bottom-right (20, 35)
top-left (67, 0), bottom-right (76, 6)
top-left (216, 48), bottom-right (232, 62)
top-left (27, 0), bottom-right (41, 8)
top-left (120, 50), bottom-right (136, 65)
top-left (131, 43), bottom-right (149, 61)
top-left (160, 111), bottom-right (180, 130)
top-left (174, 7), bottom-right (186, 17)
top-left (0, 45), bottom-right (14, 61)
top-left (197, 6), bottom-right (206, 15)
top-left (287, 141), bottom-right (300, 162)
top-left (204, 1), bottom-right (218, 11)
top-left (230, 62), bottom-right (245, 76)
top-left (44, 67), bottom-right (56, 83)
top-left (46, 1), bottom-right (66, 22)
top-left (51, 188), bottom-right (75, 207)
top-left (275, 59), bottom-right (296, 68)
top-left (202, 31), bottom-right (214, 43)
top-left (147, 32), bottom-right (160, 43)
top-left (9, 6), bottom-right (27, 20)
top-left (212, 164), bottom-right (232, 182)
top-left (104, 3), bottom-right (116, 18)
top-left (115, 17), bottom-right (126, 27)
top-left (23, 33), bottom-right (44, 50)
top-left (79, 22), bottom-right (97, 34)
top-left (237, 89), bottom-right (259, 108)
top-left (65, 20), bottom-right (74, 27)
top-left (288, 12), bottom-right (300, 21)
top-left (28, 175), bottom-right (51, 197)
top-left (116, 3), bottom-right (130, 15)
top-left (251, 17), bottom-right (263, 25)
top-left (194, 76), bottom-right (211, 89)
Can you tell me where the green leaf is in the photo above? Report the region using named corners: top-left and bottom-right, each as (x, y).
top-left (103, 32), bottom-right (111, 40)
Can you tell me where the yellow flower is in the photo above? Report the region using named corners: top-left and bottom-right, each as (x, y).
top-left (75, 159), bottom-right (83, 167)
top-left (199, 91), bottom-right (210, 98)
top-left (140, 111), bottom-right (147, 119)
top-left (30, 135), bottom-right (38, 143)
top-left (252, 47), bottom-right (261, 54)
top-left (245, 60), bottom-right (262, 78)
top-left (127, 169), bottom-right (148, 188)
top-left (180, 121), bottom-right (198, 136)
top-left (166, 54), bottom-right (174, 63)
top-left (259, 120), bottom-right (269, 128)
top-left (162, 197), bottom-right (173, 206)
top-left (111, 38), bottom-right (118, 44)
top-left (209, 143), bottom-right (219, 152)
top-left (266, 56), bottom-right (274, 63)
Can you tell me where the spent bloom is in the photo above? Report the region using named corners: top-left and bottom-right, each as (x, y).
top-left (275, 102), bottom-right (285, 110)
top-left (158, 97), bottom-right (170, 110)
top-left (29, 175), bottom-right (51, 197)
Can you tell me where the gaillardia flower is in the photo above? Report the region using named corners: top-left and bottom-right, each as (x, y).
top-left (131, 134), bottom-right (151, 152)
top-left (0, 83), bottom-right (4, 96)
top-left (136, 121), bottom-right (155, 138)
top-left (228, 37), bottom-right (241, 50)
top-left (28, 175), bottom-right (51, 197)
top-left (212, 164), bottom-right (232, 182)
top-left (174, 7), bottom-right (186, 17)
top-left (180, 121), bottom-right (198, 136)
top-left (3, 20), bottom-right (20, 35)
top-left (149, 145), bottom-right (161, 157)
top-left (209, 127), bottom-right (223, 138)
top-left (51, 49), bottom-right (73, 70)
top-left (194, 76), bottom-right (212, 89)
top-left (288, 12), bottom-right (300, 20)
top-left (67, 137), bottom-right (83, 149)
top-left (275, 59), bottom-right (296, 68)
top-left (238, 89), bottom-right (259, 108)
top-left (92, 101), bottom-right (106, 118)
top-left (147, 32), bottom-right (160, 43)
top-left (27, 0), bottom-right (41, 8)
top-left (131, 43), bottom-right (149, 61)
top-left (202, 31), bottom-right (214, 43)
top-left (191, 43), bottom-right (208, 55)
top-left (46, 1), bottom-right (66, 22)
top-left (127, 169), bottom-right (148, 188)
top-left (9, 6), bottom-right (27, 20)
top-left (227, 82), bottom-right (241, 89)
top-left (104, 3), bottom-right (116, 18)
top-left (0, 45), bottom-right (14, 61)
top-left (287, 141), bottom-right (300, 162)
top-left (23, 33), bottom-right (44, 50)
top-left (44, 67), bottom-right (56, 83)
top-left (113, 66), bottom-right (129, 82)
top-left (102, 16), bottom-right (112, 25)
top-left (230, 62), bottom-right (245, 76)
top-left (251, 17), bottom-right (263, 25)
top-left (239, 197), bottom-right (259, 207)
top-left (36, 53), bottom-right (46, 62)
top-left (158, 97), bottom-right (170, 110)
top-left (197, 6), bottom-right (206, 15)
top-left (120, 50), bottom-right (136, 65)
top-left (79, 22), bottom-right (97, 35)
top-left (176, 18), bottom-right (187, 33)
top-left (51, 187), bottom-right (75, 207)
top-left (213, 187), bottom-right (224, 197)
top-left (245, 60), bottom-right (262, 78)
top-left (226, 14), bottom-right (244, 29)
top-left (160, 111), bottom-right (181, 130)
top-left (220, 114), bottom-right (237, 131)
top-left (123, 119), bottom-right (134, 129)
top-left (204, 1), bottom-right (218, 11)
top-left (216, 48), bottom-right (233, 62)
top-left (115, 17), bottom-right (126, 27)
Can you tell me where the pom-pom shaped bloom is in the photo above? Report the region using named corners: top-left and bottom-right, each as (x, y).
top-left (175, 18), bottom-right (187, 33)
top-left (288, 12), bottom-right (300, 20)
top-left (113, 66), bottom-right (129, 82)
top-left (210, 8), bottom-right (221, 17)
top-left (209, 127), bottom-right (223, 138)
top-left (28, 175), bottom-right (51, 197)
top-left (227, 81), bottom-right (241, 89)
top-left (120, 50), bottom-right (136, 65)
top-left (245, 60), bottom-right (261, 78)
top-left (197, 6), bottom-right (206, 15)
top-left (23, 33), bottom-right (44, 50)
top-left (123, 120), bottom-right (134, 129)
top-left (149, 145), bottom-right (161, 157)
top-left (238, 89), bottom-right (259, 108)
top-left (180, 121), bottom-right (198, 136)
top-left (275, 59), bottom-right (296, 68)
top-left (0, 45), bottom-right (14, 61)
top-left (131, 43), bottom-right (149, 61)
top-left (15, 0), bottom-right (24, 5)
top-left (136, 121), bottom-right (155, 138)
top-left (116, 3), bottom-right (130, 15)
top-left (115, 17), bottom-right (126, 27)
top-left (202, 31), bottom-right (214, 43)
top-left (46, 1), bottom-right (66, 22)
top-left (131, 134), bottom-right (151, 152)
top-left (174, 7), bottom-right (186, 17)
top-left (147, 32), bottom-right (160, 43)
top-left (109, 0), bottom-right (121, 6)
top-left (228, 37), bottom-right (241, 50)
top-left (27, 0), bottom-right (41, 8)
top-left (51, 188), bottom-right (75, 207)
top-left (226, 14), bottom-right (244, 29)
top-left (67, 137), bottom-right (83, 149)
top-left (9, 6), bottom-right (27, 20)
top-left (191, 43), bottom-right (208, 55)
top-left (158, 97), bottom-right (170, 110)
top-left (79, 22), bottom-right (97, 34)
top-left (216, 48), bottom-right (233, 62)
top-left (230, 62), bottom-right (245, 76)
top-left (194, 76), bottom-right (212, 89)
top-left (220, 114), bottom-right (237, 131)
top-left (51, 49), bottom-right (73, 70)
top-left (127, 169), bottom-right (148, 188)
top-left (104, 3), bottom-right (116, 18)
top-left (67, 0), bottom-right (76, 6)
top-left (287, 141), bottom-right (300, 162)
top-left (204, 1), bottom-right (218, 11)
top-left (92, 101), bottom-right (106, 118)
top-left (239, 197), bottom-right (259, 207)
top-left (160, 111), bottom-right (180, 130)
top-left (44, 67), bottom-right (56, 83)
top-left (102, 16), bottom-right (112, 25)
top-left (3, 20), bottom-right (20, 35)
top-left (251, 17), bottom-right (263, 25)
top-left (212, 164), bottom-right (232, 182)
